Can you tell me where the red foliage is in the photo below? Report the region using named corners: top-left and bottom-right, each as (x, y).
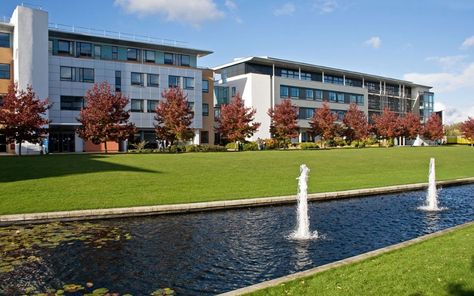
top-left (309, 102), bottom-right (338, 147)
top-left (154, 87), bottom-right (194, 146)
top-left (399, 112), bottom-right (422, 140)
top-left (77, 82), bottom-right (136, 153)
top-left (460, 117), bottom-right (474, 145)
top-left (0, 83), bottom-right (50, 155)
top-left (343, 103), bottom-right (368, 143)
top-left (215, 93), bottom-right (260, 145)
top-left (372, 107), bottom-right (400, 142)
top-left (268, 99), bottom-right (299, 146)
top-left (423, 113), bottom-right (444, 142)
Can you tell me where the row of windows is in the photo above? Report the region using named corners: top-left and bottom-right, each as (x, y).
top-left (298, 107), bottom-right (346, 121)
top-left (324, 74), bottom-right (344, 85)
top-left (0, 33), bottom-right (10, 48)
top-left (0, 64), bottom-right (10, 79)
top-left (60, 66), bottom-right (94, 83)
top-left (281, 69), bottom-right (312, 81)
top-left (130, 72), bottom-right (160, 87)
top-left (59, 96), bottom-right (209, 116)
top-left (54, 39), bottom-right (192, 66)
top-left (280, 85), bottom-right (364, 105)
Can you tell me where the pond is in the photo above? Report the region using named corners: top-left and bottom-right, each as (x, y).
top-left (1, 184), bottom-right (473, 295)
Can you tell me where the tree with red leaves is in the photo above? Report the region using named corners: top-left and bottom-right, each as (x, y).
top-left (460, 117), bottom-right (474, 146)
top-left (372, 107), bottom-right (400, 147)
top-left (0, 83), bottom-right (50, 156)
top-left (216, 93), bottom-right (260, 150)
top-left (154, 87), bottom-right (194, 149)
top-left (399, 112), bottom-right (422, 140)
top-left (309, 102), bottom-right (338, 148)
top-left (343, 103), bottom-right (368, 145)
top-left (423, 113), bottom-right (444, 143)
top-left (268, 99), bottom-right (299, 148)
top-left (77, 82), bottom-right (136, 153)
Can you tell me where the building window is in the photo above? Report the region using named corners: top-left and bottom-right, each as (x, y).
top-left (187, 102), bottom-right (194, 112)
top-left (76, 42), bottom-right (92, 57)
top-left (60, 96), bottom-right (84, 111)
top-left (301, 72), bottom-right (312, 81)
top-left (298, 107), bottom-right (314, 120)
top-left (0, 64), bottom-right (10, 79)
top-left (145, 50), bottom-right (155, 63)
top-left (60, 66), bottom-right (73, 81)
top-left (131, 99), bottom-right (144, 112)
top-left (115, 71), bottom-right (121, 92)
top-left (164, 53), bottom-right (174, 65)
top-left (337, 92), bottom-right (344, 103)
top-left (290, 87), bottom-right (299, 99)
top-left (231, 87), bottom-right (236, 97)
top-left (127, 48), bottom-right (140, 61)
top-left (147, 100), bottom-right (158, 112)
top-left (58, 40), bottom-right (73, 55)
top-left (131, 72), bottom-right (144, 86)
top-left (280, 85), bottom-right (289, 98)
top-left (306, 89), bottom-right (314, 100)
top-left (202, 103), bottom-right (209, 116)
top-left (147, 74), bottom-right (159, 87)
top-left (82, 68), bottom-right (94, 83)
top-left (329, 91), bottom-right (337, 102)
top-left (94, 45), bottom-right (101, 59)
top-left (315, 90), bottom-right (323, 101)
top-left (0, 33), bottom-right (10, 48)
top-left (201, 131), bottom-right (209, 144)
top-left (184, 77), bottom-right (194, 90)
top-left (112, 46), bottom-right (118, 60)
top-left (169, 75), bottom-right (180, 88)
top-left (324, 75), bottom-right (344, 85)
top-left (181, 55), bottom-right (190, 66)
top-left (202, 80), bottom-right (209, 93)
top-left (281, 69), bottom-right (299, 79)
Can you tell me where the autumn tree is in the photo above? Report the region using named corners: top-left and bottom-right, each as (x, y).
top-left (154, 87), bottom-right (194, 149)
top-left (461, 117), bottom-right (474, 146)
top-left (268, 99), bottom-right (299, 148)
top-left (309, 102), bottom-right (338, 148)
top-left (215, 93), bottom-right (260, 150)
top-left (77, 82), bottom-right (136, 153)
top-left (399, 112), bottom-right (422, 140)
top-left (372, 107), bottom-right (400, 147)
top-left (343, 103), bottom-right (368, 145)
top-left (0, 83), bottom-right (50, 156)
top-left (423, 113), bottom-right (444, 143)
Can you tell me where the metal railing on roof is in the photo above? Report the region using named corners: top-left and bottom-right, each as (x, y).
top-left (48, 23), bottom-right (188, 48)
top-left (0, 16), bottom-right (10, 24)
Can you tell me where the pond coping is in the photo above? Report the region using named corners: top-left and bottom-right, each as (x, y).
top-left (1, 177), bottom-right (474, 226)
top-left (217, 220), bottom-right (474, 295)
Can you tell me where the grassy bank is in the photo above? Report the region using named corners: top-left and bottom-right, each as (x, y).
top-left (249, 223), bottom-right (474, 296)
top-left (1, 146), bottom-right (473, 215)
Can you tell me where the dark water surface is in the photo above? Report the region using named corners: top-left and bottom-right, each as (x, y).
top-left (1, 185), bottom-right (473, 295)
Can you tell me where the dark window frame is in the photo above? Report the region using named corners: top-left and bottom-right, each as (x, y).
top-left (130, 99), bottom-right (144, 112)
top-left (0, 63), bottom-right (10, 80)
top-left (58, 40), bottom-right (73, 55)
top-left (164, 53), bottom-right (174, 65)
top-left (131, 72), bottom-right (144, 86)
top-left (202, 103), bottom-right (209, 116)
top-left (0, 32), bottom-right (11, 48)
top-left (147, 73), bottom-right (159, 87)
top-left (60, 96), bottom-right (84, 111)
top-left (202, 80), bottom-right (209, 93)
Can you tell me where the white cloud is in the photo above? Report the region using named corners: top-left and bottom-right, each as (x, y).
top-left (461, 36), bottom-right (474, 49)
top-left (273, 2), bottom-right (296, 16)
top-left (114, 0), bottom-right (224, 26)
top-left (225, 0), bottom-right (237, 10)
top-left (313, 0), bottom-right (338, 14)
top-left (404, 63), bottom-right (474, 92)
top-left (426, 55), bottom-right (468, 70)
top-left (433, 102), bottom-right (474, 124)
top-left (364, 36), bottom-right (381, 49)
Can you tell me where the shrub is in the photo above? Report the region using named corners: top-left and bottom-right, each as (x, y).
top-left (334, 137), bottom-right (346, 147)
top-left (185, 144), bottom-right (227, 153)
top-left (263, 138), bottom-right (279, 150)
top-left (225, 142), bottom-right (237, 150)
top-left (243, 142), bottom-right (258, 151)
top-left (299, 142), bottom-right (319, 150)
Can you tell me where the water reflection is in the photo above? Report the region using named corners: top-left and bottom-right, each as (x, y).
top-left (423, 211), bottom-right (441, 233)
top-left (293, 240), bottom-right (313, 270)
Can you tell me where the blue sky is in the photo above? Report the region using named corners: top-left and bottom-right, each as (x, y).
top-left (1, 0), bottom-right (474, 123)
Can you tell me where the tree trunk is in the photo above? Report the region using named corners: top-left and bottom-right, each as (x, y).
top-left (104, 141), bottom-right (108, 154)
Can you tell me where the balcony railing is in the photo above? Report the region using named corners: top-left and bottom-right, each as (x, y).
top-left (0, 16), bottom-right (10, 24)
top-left (48, 23), bottom-right (188, 48)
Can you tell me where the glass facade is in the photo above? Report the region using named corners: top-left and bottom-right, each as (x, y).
top-left (60, 66), bottom-right (94, 83)
top-left (280, 85), bottom-right (364, 106)
top-left (420, 91), bottom-right (434, 122)
top-left (214, 86), bottom-right (229, 106)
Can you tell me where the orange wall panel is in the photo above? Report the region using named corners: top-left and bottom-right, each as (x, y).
top-left (84, 141), bottom-right (119, 152)
top-left (0, 47), bottom-right (13, 94)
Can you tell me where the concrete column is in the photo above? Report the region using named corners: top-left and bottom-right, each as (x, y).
top-left (299, 132), bottom-right (303, 143)
top-left (322, 71), bottom-right (325, 83)
top-left (298, 67), bottom-right (301, 80)
top-left (379, 81), bottom-right (382, 94)
top-left (74, 133), bottom-right (84, 152)
top-left (343, 75), bottom-right (346, 86)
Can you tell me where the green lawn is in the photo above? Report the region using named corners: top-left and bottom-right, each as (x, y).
top-left (248, 223), bottom-right (474, 296)
top-left (0, 146), bottom-right (473, 215)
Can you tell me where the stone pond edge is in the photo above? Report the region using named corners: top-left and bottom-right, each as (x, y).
top-left (1, 177), bottom-right (474, 226)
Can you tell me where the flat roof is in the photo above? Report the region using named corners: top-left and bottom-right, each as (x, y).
top-left (213, 56), bottom-right (432, 88)
top-left (48, 29), bottom-right (213, 57)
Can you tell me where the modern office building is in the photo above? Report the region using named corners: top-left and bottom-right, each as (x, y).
top-left (213, 56), bottom-right (434, 142)
top-left (0, 5), bottom-right (212, 153)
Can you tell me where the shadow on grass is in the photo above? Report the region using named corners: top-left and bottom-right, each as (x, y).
top-left (446, 283), bottom-right (474, 296)
top-left (0, 154), bottom-right (158, 183)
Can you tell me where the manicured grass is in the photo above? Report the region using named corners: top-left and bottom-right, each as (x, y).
top-left (0, 146), bottom-right (473, 215)
top-left (248, 223), bottom-right (474, 296)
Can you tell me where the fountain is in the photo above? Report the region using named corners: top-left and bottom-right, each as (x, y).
top-left (418, 158), bottom-right (443, 211)
top-left (290, 164), bottom-right (318, 240)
